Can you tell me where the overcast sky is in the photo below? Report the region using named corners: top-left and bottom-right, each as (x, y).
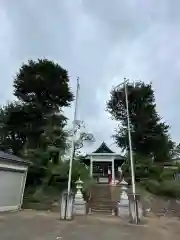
top-left (0, 0), bottom-right (180, 153)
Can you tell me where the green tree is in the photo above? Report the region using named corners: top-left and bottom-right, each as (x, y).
top-left (39, 112), bottom-right (69, 163)
top-left (13, 59), bottom-right (74, 149)
top-left (0, 59), bottom-right (74, 187)
top-left (107, 81), bottom-right (173, 162)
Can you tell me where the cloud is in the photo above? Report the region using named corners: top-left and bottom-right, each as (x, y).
top-left (0, 0), bottom-right (180, 153)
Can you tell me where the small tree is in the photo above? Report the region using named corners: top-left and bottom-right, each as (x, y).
top-left (74, 131), bottom-right (95, 156)
top-left (66, 120), bottom-right (95, 158)
top-left (170, 143), bottom-right (180, 159)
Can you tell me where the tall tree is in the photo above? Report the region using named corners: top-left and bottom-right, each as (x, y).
top-left (4, 59), bottom-right (74, 186)
top-left (107, 81), bottom-right (173, 162)
top-left (13, 59), bottom-right (74, 150)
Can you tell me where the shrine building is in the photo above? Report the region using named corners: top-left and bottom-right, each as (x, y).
top-left (84, 142), bottom-right (125, 184)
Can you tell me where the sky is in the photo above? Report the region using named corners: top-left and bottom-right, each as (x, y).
top-left (0, 0), bottom-right (180, 153)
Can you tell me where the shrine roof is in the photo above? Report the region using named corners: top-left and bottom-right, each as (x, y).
top-left (93, 142), bottom-right (114, 154)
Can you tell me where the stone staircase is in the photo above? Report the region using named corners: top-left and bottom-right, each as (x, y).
top-left (88, 184), bottom-right (115, 215)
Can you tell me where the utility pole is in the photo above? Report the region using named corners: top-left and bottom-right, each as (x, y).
top-left (124, 78), bottom-right (136, 196)
top-left (115, 78), bottom-right (138, 223)
top-left (67, 77), bottom-right (80, 195)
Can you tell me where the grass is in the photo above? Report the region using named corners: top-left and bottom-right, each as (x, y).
top-left (23, 177), bottom-right (93, 211)
top-left (23, 184), bottom-right (64, 211)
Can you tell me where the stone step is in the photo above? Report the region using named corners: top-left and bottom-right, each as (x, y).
top-left (91, 208), bottom-right (113, 215)
top-left (92, 191), bottom-right (110, 194)
top-left (92, 199), bottom-right (110, 202)
top-left (91, 197), bottom-right (111, 201)
top-left (90, 200), bottom-right (112, 203)
top-left (92, 197), bottom-right (111, 200)
top-left (91, 188), bottom-right (110, 192)
top-left (92, 196), bottom-right (111, 200)
top-left (91, 186), bottom-right (110, 191)
top-left (90, 206), bottom-right (112, 211)
top-left (90, 201), bottom-right (113, 206)
top-left (91, 190), bottom-right (110, 195)
top-left (89, 184), bottom-right (112, 215)
top-left (91, 189), bottom-right (110, 193)
top-left (92, 189), bottom-right (110, 195)
top-left (90, 200), bottom-right (113, 205)
top-left (89, 201), bottom-right (116, 211)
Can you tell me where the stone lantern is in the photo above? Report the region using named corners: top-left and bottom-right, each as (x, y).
top-left (75, 177), bottom-right (83, 199)
top-left (73, 177), bottom-right (86, 215)
top-left (120, 178), bottom-right (128, 203)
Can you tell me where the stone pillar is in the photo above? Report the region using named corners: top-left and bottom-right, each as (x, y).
top-left (128, 194), bottom-right (143, 223)
top-left (60, 191), bottom-right (74, 220)
top-left (73, 177), bottom-right (86, 215)
top-left (111, 157), bottom-right (115, 185)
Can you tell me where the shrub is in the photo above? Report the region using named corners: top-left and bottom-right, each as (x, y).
top-left (47, 159), bottom-right (92, 192)
top-left (143, 179), bottom-right (161, 195)
top-left (160, 180), bottom-right (180, 198)
top-left (160, 169), bottom-right (175, 181)
top-left (149, 165), bottom-right (163, 180)
top-left (123, 154), bottom-right (164, 180)
top-left (142, 179), bottom-right (180, 198)
top-left (31, 188), bottom-right (44, 202)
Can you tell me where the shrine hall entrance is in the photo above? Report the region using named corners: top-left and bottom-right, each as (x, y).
top-left (92, 161), bottom-right (120, 183)
top-left (84, 142), bottom-right (125, 185)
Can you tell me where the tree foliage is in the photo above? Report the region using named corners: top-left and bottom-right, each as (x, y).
top-left (65, 120), bottom-right (95, 158)
top-left (14, 59), bottom-right (73, 109)
top-left (0, 102), bottom-right (26, 155)
top-left (12, 59), bottom-right (73, 150)
top-left (107, 81), bottom-right (174, 162)
top-left (0, 59), bottom-right (74, 187)
top-left (74, 131), bottom-right (95, 155)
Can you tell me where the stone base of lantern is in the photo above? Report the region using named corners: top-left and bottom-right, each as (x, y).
top-left (116, 178), bottom-right (130, 218)
top-left (117, 199), bottom-right (130, 218)
top-left (73, 191), bottom-right (87, 215)
top-left (73, 199), bottom-right (87, 215)
top-left (73, 177), bottom-right (86, 215)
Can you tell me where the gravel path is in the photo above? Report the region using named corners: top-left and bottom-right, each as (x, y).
top-left (0, 210), bottom-right (180, 239)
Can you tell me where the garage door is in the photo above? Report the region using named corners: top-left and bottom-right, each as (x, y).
top-left (0, 170), bottom-right (25, 211)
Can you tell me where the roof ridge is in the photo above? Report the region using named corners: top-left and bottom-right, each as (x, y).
top-left (93, 142), bottom-right (114, 154)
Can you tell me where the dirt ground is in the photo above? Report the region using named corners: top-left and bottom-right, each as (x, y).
top-left (0, 210), bottom-right (180, 239)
